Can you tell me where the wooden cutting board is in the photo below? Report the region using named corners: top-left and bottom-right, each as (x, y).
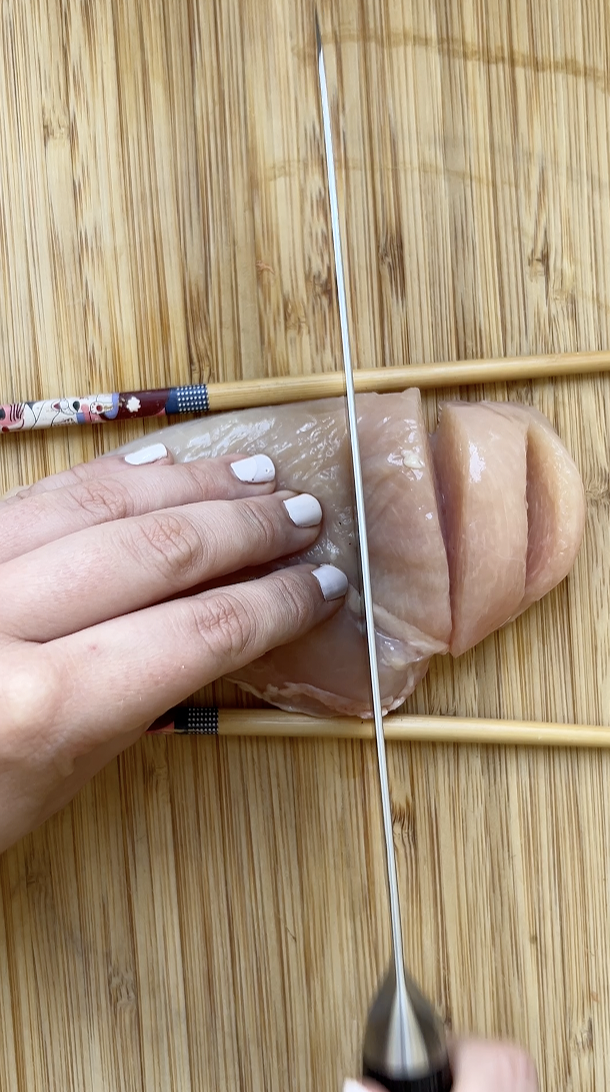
top-left (1, 1), bottom-right (609, 1089)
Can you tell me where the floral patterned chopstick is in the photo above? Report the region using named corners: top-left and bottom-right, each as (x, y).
top-left (6, 350), bottom-right (610, 433)
top-left (0, 385), bottom-right (210, 432)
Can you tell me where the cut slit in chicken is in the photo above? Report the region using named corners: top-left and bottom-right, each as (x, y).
top-left (116, 391), bottom-right (586, 718)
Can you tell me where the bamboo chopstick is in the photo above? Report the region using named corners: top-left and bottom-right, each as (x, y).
top-left (3, 350), bottom-right (610, 433)
top-left (147, 707), bottom-right (610, 748)
top-left (209, 349), bottom-right (610, 410)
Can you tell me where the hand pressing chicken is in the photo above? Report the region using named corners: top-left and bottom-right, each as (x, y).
top-left (0, 446), bottom-right (347, 853)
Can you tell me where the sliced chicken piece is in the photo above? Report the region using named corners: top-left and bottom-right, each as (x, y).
top-left (432, 401), bottom-right (529, 657)
top-left (487, 402), bottom-right (586, 615)
top-left (116, 390), bottom-right (450, 716)
top-left (356, 390), bottom-right (451, 648)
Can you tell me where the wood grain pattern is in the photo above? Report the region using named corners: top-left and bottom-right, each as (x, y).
top-left (2, 0), bottom-right (610, 1089)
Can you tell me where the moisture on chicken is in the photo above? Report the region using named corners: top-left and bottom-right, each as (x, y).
top-left (488, 402), bottom-right (586, 616)
top-left (117, 391), bottom-right (585, 718)
top-left (432, 401), bottom-right (529, 657)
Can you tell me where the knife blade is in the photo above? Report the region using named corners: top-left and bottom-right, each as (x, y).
top-left (315, 16), bottom-right (453, 1090)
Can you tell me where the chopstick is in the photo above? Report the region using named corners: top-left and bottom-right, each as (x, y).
top-left (3, 350), bottom-right (610, 433)
top-left (147, 706), bottom-right (610, 748)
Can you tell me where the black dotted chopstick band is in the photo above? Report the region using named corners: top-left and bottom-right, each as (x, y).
top-left (147, 706), bottom-right (219, 735)
top-left (166, 384), bottom-right (210, 414)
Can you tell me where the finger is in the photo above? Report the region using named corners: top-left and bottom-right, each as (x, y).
top-left (1, 490), bottom-right (325, 641)
top-left (38, 563), bottom-right (349, 746)
top-left (0, 451), bottom-right (277, 562)
top-left (451, 1038), bottom-right (539, 1091)
top-left (0, 441), bottom-right (173, 503)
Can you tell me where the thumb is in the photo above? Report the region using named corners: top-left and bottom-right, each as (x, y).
top-left (451, 1038), bottom-right (539, 1090)
top-left (342, 1038), bottom-right (538, 1092)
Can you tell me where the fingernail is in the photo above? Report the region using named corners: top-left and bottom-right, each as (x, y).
top-left (230, 454), bottom-right (275, 483)
top-left (343, 1081), bottom-right (367, 1092)
top-left (124, 442), bottom-right (168, 466)
top-left (283, 493), bottom-right (323, 527)
top-left (313, 564), bottom-right (349, 600)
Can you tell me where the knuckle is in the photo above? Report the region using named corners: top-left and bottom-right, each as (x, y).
top-left (128, 512), bottom-right (208, 582)
top-left (182, 460), bottom-right (218, 496)
top-left (0, 650), bottom-right (66, 763)
top-left (238, 498), bottom-right (279, 552)
top-left (67, 461), bottom-right (98, 485)
top-left (188, 592), bottom-right (256, 658)
top-left (67, 477), bottom-right (131, 524)
top-left (272, 570), bottom-right (313, 626)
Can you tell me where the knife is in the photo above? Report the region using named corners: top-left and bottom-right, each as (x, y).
top-left (315, 16), bottom-right (453, 1091)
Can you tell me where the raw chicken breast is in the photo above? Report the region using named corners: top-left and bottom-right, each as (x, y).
top-left (115, 391), bottom-right (584, 716)
top-left (232, 608), bottom-right (432, 718)
top-left (431, 402), bottom-right (528, 657)
top-left (117, 390), bottom-right (450, 716)
top-left (488, 402), bottom-right (586, 615)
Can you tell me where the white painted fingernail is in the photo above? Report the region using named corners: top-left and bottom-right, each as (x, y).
top-left (283, 493), bottom-right (323, 527)
top-left (313, 564), bottom-right (349, 600)
top-left (124, 443), bottom-right (168, 466)
top-left (343, 1081), bottom-right (368, 1092)
top-left (230, 454), bottom-right (275, 483)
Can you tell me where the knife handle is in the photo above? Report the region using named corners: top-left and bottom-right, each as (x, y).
top-left (362, 1060), bottom-right (453, 1091)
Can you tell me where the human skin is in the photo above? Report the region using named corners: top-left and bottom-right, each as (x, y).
top-left (0, 443), bottom-right (348, 855)
top-left (344, 1036), bottom-right (539, 1091)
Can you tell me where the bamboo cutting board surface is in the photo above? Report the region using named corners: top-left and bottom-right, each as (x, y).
top-left (1, 1), bottom-right (610, 1089)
